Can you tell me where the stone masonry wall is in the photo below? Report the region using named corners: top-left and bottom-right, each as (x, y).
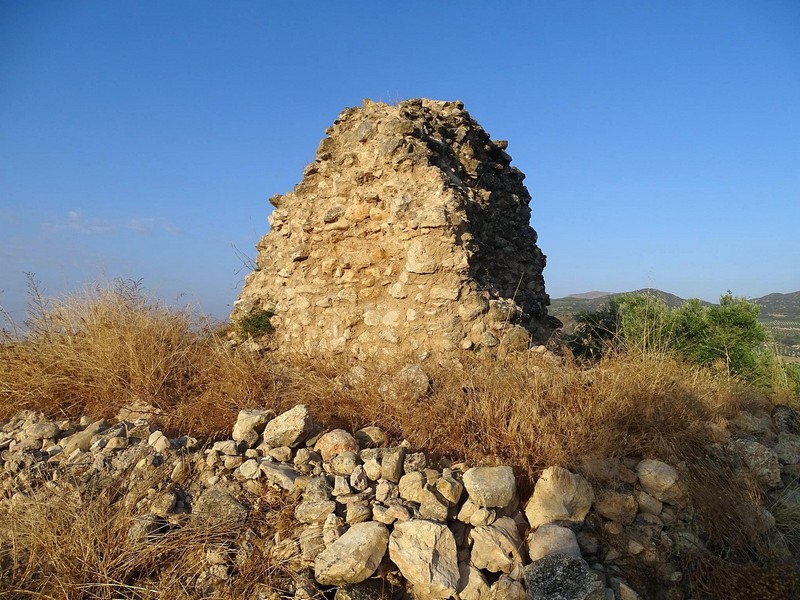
top-left (232, 99), bottom-right (559, 358)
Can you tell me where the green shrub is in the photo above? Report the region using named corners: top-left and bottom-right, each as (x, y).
top-left (566, 292), bottom-right (796, 397)
top-left (234, 309), bottom-right (274, 338)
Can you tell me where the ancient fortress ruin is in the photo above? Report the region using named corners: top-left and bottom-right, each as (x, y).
top-left (233, 98), bottom-right (558, 357)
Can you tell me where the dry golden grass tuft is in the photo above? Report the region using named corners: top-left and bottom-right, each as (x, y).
top-left (0, 475), bottom-right (300, 599)
top-left (0, 279), bottom-right (279, 436)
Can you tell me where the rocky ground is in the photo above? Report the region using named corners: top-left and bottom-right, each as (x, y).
top-left (2, 397), bottom-right (800, 599)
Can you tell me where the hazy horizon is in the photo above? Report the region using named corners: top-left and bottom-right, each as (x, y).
top-left (2, 2), bottom-right (798, 322)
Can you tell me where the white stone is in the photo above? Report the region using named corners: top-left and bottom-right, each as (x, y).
top-left (463, 466), bottom-right (516, 508)
top-left (524, 466), bottom-right (594, 528)
top-left (526, 524), bottom-right (581, 561)
top-left (389, 520), bottom-right (459, 598)
top-left (314, 521), bottom-right (389, 585)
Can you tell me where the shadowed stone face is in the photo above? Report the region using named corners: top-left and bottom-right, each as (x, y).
top-left (233, 98), bottom-right (558, 358)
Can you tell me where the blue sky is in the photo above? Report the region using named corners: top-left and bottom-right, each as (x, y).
top-left (1, 1), bottom-right (798, 322)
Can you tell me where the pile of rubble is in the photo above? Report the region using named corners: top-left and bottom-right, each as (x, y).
top-left (2, 402), bottom-right (799, 599)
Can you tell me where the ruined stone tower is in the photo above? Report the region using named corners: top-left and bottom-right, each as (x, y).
top-left (233, 98), bottom-right (558, 358)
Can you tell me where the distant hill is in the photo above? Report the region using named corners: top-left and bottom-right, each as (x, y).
top-left (750, 292), bottom-right (800, 358)
top-left (566, 291), bottom-right (612, 300)
top-left (550, 288), bottom-right (706, 325)
top-left (550, 289), bottom-right (800, 359)
top-left (751, 291), bottom-right (800, 320)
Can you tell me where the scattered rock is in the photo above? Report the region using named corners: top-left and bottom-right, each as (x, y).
top-left (463, 466), bottom-right (516, 508)
top-left (261, 405), bottom-right (313, 448)
top-left (525, 467), bottom-right (594, 528)
top-left (389, 520), bottom-right (459, 598)
top-left (314, 521), bottom-right (389, 585)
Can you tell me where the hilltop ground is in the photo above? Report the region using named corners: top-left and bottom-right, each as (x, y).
top-left (1, 282), bottom-right (799, 598)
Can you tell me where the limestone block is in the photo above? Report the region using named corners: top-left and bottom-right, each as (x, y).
top-left (389, 519), bottom-right (459, 598)
top-left (525, 467), bottom-right (594, 528)
top-left (314, 522), bottom-right (389, 585)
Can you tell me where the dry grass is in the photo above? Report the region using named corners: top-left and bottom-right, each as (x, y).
top-left (0, 474), bottom-right (299, 599)
top-left (0, 278), bottom-right (279, 437)
top-left (1, 281), bottom-right (799, 597)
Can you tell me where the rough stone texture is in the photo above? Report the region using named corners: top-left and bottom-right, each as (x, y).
top-left (729, 439), bottom-right (782, 488)
top-left (463, 466), bottom-right (516, 508)
top-left (261, 405), bottom-right (313, 448)
top-left (232, 98), bottom-right (557, 358)
top-left (593, 489), bottom-right (638, 525)
top-left (635, 459), bottom-right (685, 504)
top-left (469, 516), bottom-right (525, 576)
top-left (232, 409), bottom-right (274, 443)
top-left (192, 489), bottom-right (248, 524)
top-left (457, 562), bottom-right (491, 600)
top-left (389, 519), bottom-right (459, 598)
top-left (314, 521), bottom-right (389, 585)
top-left (527, 524), bottom-right (582, 561)
top-left (315, 429), bottom-right (360, 461)
top-left (774, 431), bottom-right (800, 465)
top-left (523, 554), bottom-right (606, 600)
top-left (525, 467), bottom-right (594, 529)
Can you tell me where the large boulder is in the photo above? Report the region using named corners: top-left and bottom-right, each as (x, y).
top-left (463, 466), bottom-right (516, 508)
top-left (314, 522), bottom-right (389, 585)
top-left (524, 467), bottom-right (594, 529)
top-left (388, 519), bottom-right (459, 598)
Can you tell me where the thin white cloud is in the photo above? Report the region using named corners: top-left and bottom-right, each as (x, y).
top-left (43, 211), bottom-right (180, 235)
top-left (127, 217), bottom-right (181, 234)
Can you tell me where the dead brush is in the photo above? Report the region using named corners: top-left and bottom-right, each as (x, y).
top-left (0, 277), bottom-right (279, 432)
top-left (0, 474), bottom-right (299, 599)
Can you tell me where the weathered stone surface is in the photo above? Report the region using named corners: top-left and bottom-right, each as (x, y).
top-left (192, 490), bottom-right (248, 524)
top-left (259, 461), bottom-right (298, 491)
top-left (580, 458), bottom-right (638, 485)
top-left (594, 489), bottom-right (638, 525)
top-left (61, 419), bottom-right (107, 455)
top-left (635, 459), bottom-right (686, 504)
top-left (729, 439), bottom-right (781, 488)
top-left (463, 466), bottom-right (516, 508)
top-left (314, 521), bottom-right (389, 585)
top-left (295, 500), bottom-right (337, 524)
top-left (232, 409), bottom-right (274, 443)
top-left (354, 426), bottom-right (388, 449)
top-left (315, 429), bottom-right (359, 461)
top-left (389, 519), bottom-right (459, 598)
top-left (774, 432), bottom-right (800, 465)
top-left (469, 516), bottom-right (525, 576)
top-left (457, 562), bottom-right (491, 600)
top-left (381, 446), bottom-right (406, 482)
top-left (525, 467), bottom-right (594, 528)
top-left (490, 575), bottom-right (527, 599)
top-left (232, 98), bottom-right (557, 358)
top-left (527, 524), bottom-right (582, 561)
top-left (523, 554), bottom-right (606, 600)
top-left (261, 405), bottom-right (313, 448)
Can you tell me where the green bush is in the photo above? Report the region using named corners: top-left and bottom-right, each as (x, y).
top-left (567, 292), bottom-right (795, 396)
top-left (234, 309), bottom-right (274, 338)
